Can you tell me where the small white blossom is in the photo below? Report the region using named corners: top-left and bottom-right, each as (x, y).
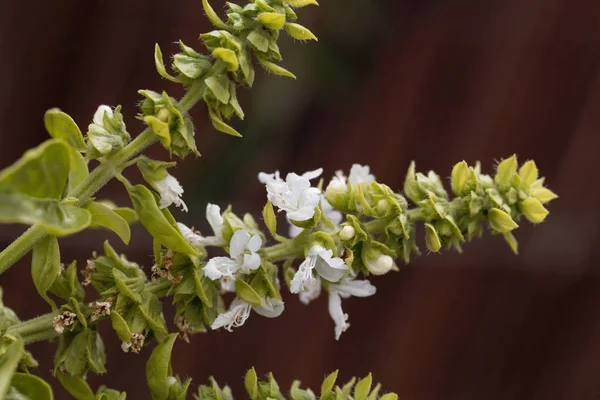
top-left (290, 245), bottom-right (349, 293)
top-left (203, 229), bottom-right (262, 281)
top-left (339, 225), bottom-right (356, 241)
top-left (92, 105), bottom-right (116, 131)
top-left (328, 278), bottom-right (376, 340)
top-left (258, 168), bottom-right (323, 222)
top-left (348, 164), bottom-right (375, 185)
top-left (156, 175), bottom-right (187, 212)
top-left (366, 254), bottom-right (394, 275)
top-left (298, 275), bottom-right (322, 305)
top-left (211, 297), bottom-right (284, 331)
top-left (177, 204), bottom-right (226, 248)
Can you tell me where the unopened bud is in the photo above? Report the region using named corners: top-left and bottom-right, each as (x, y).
top-left (424, 223), bottom-right (442, 253)
top-left (376, 199), bottom-right (390, 215)
top-left (366, 254), bottom-right (394, 276)
top-left (520, 197), bottom-right (549, 224)
top-left (340, 225), bottom-right (356, 241)
top-left (488, 208), bottom-right (519, 233)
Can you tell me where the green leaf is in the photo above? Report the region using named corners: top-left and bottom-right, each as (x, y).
top-left (379, 394), bottom-right (398, 400)
top-left (257, 12), bottom-right (286, 30)
top-left (31, 236), bottom-right (61, 309)
top-left (193, 269), bottom-right (213, 308)
top-left (256, 56), bottom-right (296, 79)
top-left (518, 160), bottom-right (538, 188)
top-left (96, 386), bottom-right (127, 400)
top-left (110, 311), bottom-right (133, 342)
top-left (320, 370), bottom-right (338, 399)
top-left (59, 331), bottom-right (89, 377)
top-left (244, 368), bottom-right (258, 400)
top-left (144, 116), bottom-right (172, 149)
top-left (6, 373), bottom-right (54, 400)
top-left (0, 139), bottom-right (70, 199)
top-left (68, 148), bottom-right (89, 193)
top-left (202, 0), bottom-right (230, 30)
top-left (146, 333), bottom-right (178, 400)
top-left (205, 76), bottom-right (231, 104)
top-left (284, 23), bottom-right (318, 41)
top-left (87, 201), bottom-right (131, 244)
top-left (44, 108), bottom-right (86, 151)
top-left (424, 223), bottom-right (441, 253)
top-left (208, 108), bottom-right (242, 137)
top-left (494, 155), bottom-right (517, 189)
top-left (488, 208), bottom-right (519, 233)
top-left (126, 184), bottom-right (200, 256)
top-left (173, 54), bottom-right (211, 80)
top-left (0, 193), bottom-right (91, 236)
top-left (57, 372), bottom-right (95, 400)
top-left (139, 294), bottom-right (168, 339)
top-left (520, 197), bottom-right (549, 224)
top-left (246, 30), bottom-right (270, 53)
top-left (112, 207), bottom-right (138, 225)
top-left (262, 200), bottom-right (278, 239)
top-left (503, 231), bottom-right (519, 255)
top-left (154, 44), bottom-right (180, 82)
top-left (353, 374), bottom-right (372, 400)
top-left (113, 269), bottom-right (143, 304)
top-left (450, 161), bottom-right (469, 195)
top-left (0, 338), bottom-right (24, 399)
top-left (86, 330), bottom-right (106, 374)
top-left (50, 261), bottom-right (84, 302)
top-left (235, 280), bottom-right (262, 307)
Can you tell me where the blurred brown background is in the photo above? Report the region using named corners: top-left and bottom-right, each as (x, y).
top-left (2, 0), bottom-right (600, 398)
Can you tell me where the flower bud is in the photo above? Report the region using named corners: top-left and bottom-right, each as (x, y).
top-left (284, 22), bottom-right (318, 41)
top-left (257, 12), bottom-right (286, 30)
top-left (339, 225), bottom-right (356, 241)
top-left (494, 155), bottom-right (518, 189)
top-left (520, 197), bottom-right (549, 224)
top-left (488, 208), bottom-right (519, 233)
top-left (325, 179), bottom-right (348, 210)
top-left (376, 199), bottom-right (390, 215)
top-left (424, 223), bottom-right (441, 252)
top-left (366, 254), bottom-right (394, 275)
top-left (451, 160), bottom-right (469, 195)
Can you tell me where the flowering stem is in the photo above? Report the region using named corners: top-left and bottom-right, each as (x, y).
top-left (0, 84), bottom-right (209, 275)
top-left (264, 242), bottom-right (304, 262)
top-left (6, 312), bottom-right (58, 344)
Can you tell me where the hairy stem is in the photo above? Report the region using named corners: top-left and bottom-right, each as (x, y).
top-left (6, 312), bottom-right (58, 344)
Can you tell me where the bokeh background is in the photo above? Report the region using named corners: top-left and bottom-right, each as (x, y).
top-left (2, 0), bottom-right (600, 398)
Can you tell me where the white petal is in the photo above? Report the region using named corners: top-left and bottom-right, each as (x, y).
top-left (315, 256), bottom-right (348, 283)
top-left (229, 230), bottom-right (250, 260)
top-left (335, 279), bottom-right (376, 298)
top-left (348, 164), bottom-right (375, 185)
top-left (177, 223), bottom-right (203, 247)
top-left (203, 257), bottom-right (238, 280)
top-left (287, 206), bottom-right (316, 222)
top-left (288, 223), bottom-right (303, 238)
top-left (253, 297), bottom-right (285, 318)
top-left (211, 299), bottom-right (252, 331)
top-left (289, 258), bottom-right (315, 294)
top-left (93, 105), bottom-right (113, 126)
top-left (299, 276), bottom-right (321, 305)
top-left (302, 168), bottom-right (323, 181)
top-left (246, 234), bottom-right (263, 253)
top-left (205, 204), bottom-right (224, 238)
top-left (197, 236), bottom-right (226, 247)
top-left (328, 292), bottom-right (348, 340)
top-left (242, 253), bottom-right (261, 273)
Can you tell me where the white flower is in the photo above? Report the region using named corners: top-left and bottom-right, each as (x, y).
top-left (211, 297), bottom-right (284, 331)
top-left (211, 298), bottom-right (252, 331)
top-left (328, 278), bottom-right (376, 340)
top-left (290, 245), bottom-right (349, 293)
top-left (298, 275), bottom-right (322, 305)
top-left (258, 168), bottom-right (323, 221)
top-left (365, 254), bottom-right (394, 275)
top-left (348, 164), bottom-right (375, 185)
top-left (156, 175), bottom-right (187, 212)
top-left (93, 105), bottom-right (115, 130)
top-left (203, 229), bottom-right (262, 280)
top-left (288, 195), bottom-right (343, 238)
top-left (176, 203), bottom-right (225, 248)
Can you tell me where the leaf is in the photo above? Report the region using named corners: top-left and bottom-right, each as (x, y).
top-left (353, 374), bottom-right (372, 400)
top-left (212, 48), bottom-right (239, 72)
top-left (146, 333), bottom-right (178, 400)
top-left (144, 116), bottom-right (171, 149)
top-left (6, 373), bottom-right (54, 400)
top-left (173, 54), bottom-right (211, 79)
top-left (113, 269), bottom-right (143, 304)
top-left (68, 148), bottom-right (89, 193)
top-left (193, 269), bottom-right (213, 308)
top-left (110, 311), bottom-right (133, 342)
top-left (57, 372), bottom-right (95, 400)
top-left (488, 208), bottom-right (519, 233)
top-left (44, 108), bottom-right (87, 151)
top-left (494, 155), bottom-right (517, 189)
top-left (202, 0), bottom-right (230, 30)
top-left (424, 223), bottom-right (441, 253)
top-left (320, 370), bottom-right (338, 399)
top-left (379, 394), bottom-right (398, 400)
top-left (59, 331), bottom-right (89, 377)
top-left (85, 330), bottom-right (106, 374)
top-left (262, 200), bottom-right (278, 238)
top-left (235, 280), bottom-right (262, 307)
top-left (208, 108), bottom-right (242, 137)
top-left (450, 161), bottom-right (469, 195)
top-left (246, 30), bottom-right (270, 53)
top-left (50, 261), bottom-right (84, 301)
top-left (0, 338), bottom-right (24, 399)
top-left (31, 236), bottom-right (61, 309)
top-left (257, 12), bottom-right (286, 30)
top-left (518, 160), bottom-right (538, 188)
top-left (126, 184), bottom-right (199, 256)
top-left (256, 56), bottom-right (297, 79)
top-left (244, 368), bottom-right (258, 400)
top-left (154, 44), bottom-right (179, 82)
top-left (87, 201), bottom-right (131, 244)
top-left (0, 193), bottom-right (91, 236)
top-left (284, 23), bottom-right (318, 41)
top-left (110, 207), bottom-right (138, 225)
top-left (205, 76), bottom-right (231, 104)
top-left (0, 139), bottom-right (70, 199)
top-left (139, 294), bottom-right (168, 339)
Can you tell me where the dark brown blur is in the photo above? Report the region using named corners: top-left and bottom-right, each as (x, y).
top-left (1, 0), bottom-right (600, 399)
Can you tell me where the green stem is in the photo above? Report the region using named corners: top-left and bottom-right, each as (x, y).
top-left (6, 312), bottom-right (58, 344)
top-left (0, 84), bottom-right (208, 275)
top-left (264, 242), bottom-right (303, 262)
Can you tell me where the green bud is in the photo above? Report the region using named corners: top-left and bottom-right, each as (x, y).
top-left (488, 208), bottom-right (519, 233)
top-left (284, 0), bottom-right (319, 7)
top-left (256, 55), bottom-right (296, 79)
top-left (424, 223), bottom-right (441, 252)
top-left (530, 186), bottom-right (558, 204)
top-left (494, 154), bottom-right (517, 189)
top-left (212, 48), bottom-right (239, 71)
top-left (404, 161), bottom-right (424, 203)
top-left (451, 161), bottom-right (469, 195)
top-left (257, 12), bottom-right (286, 30)
top-left (520, 197), bottom-right (549, 224)
top-left (284, 22), bottom-right (318, 41)
top-left (325, 179), bottom-right (349, 211)
top-left (518, 160), bottom-right (538, 188)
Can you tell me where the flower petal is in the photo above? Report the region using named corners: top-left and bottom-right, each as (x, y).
top-left (230, 229), bottom-right (250, 259)
top-left (253, 297), bottom-right (285, 318)
top-left (328, 291), bottom-right (348, 340)
top-left (246, 234), bottom-right (263, 253)
top-left (242, 253), bottom-right (261, 273)
top-left (302, 168), bottom-right (323, 181)
top-left (206, 203), bottom-right (224, 238)
top-left (203, 257), bottom-right (238, 280)
top-left (335, 279), bottom-right (376, 298)
top-left (315, 256), bottom-right (348, 283)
